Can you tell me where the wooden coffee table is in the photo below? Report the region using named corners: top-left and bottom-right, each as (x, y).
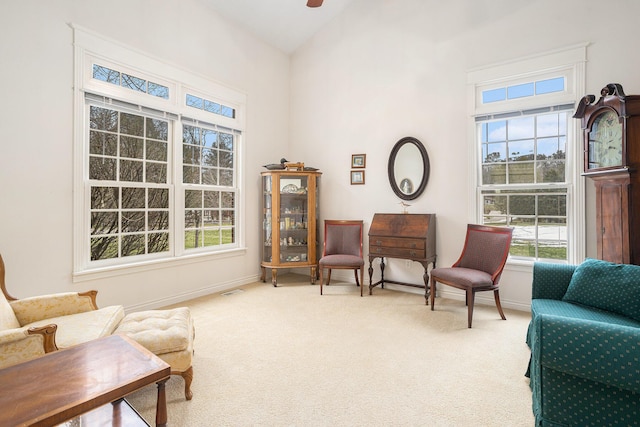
top-left (0, 334), bottom-right (171, 427)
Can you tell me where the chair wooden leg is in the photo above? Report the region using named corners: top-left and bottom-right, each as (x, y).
top-left (319, 267), bottom-right (324, 295)
top-left (326, 269), bottom-right (332, 286)
top-left (353, 269), bottom-right (360, 287)
top-left (467, 289), bottom-right (475, 328)
top-left (494, 289), bottom-right (506, 320)
top-left (430, 278), bottom-right (436, 310)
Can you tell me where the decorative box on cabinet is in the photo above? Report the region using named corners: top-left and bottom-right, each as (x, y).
top-left (260, 169), bottom-right (321, 286)
top-left (368, 213), bottom-right (436, 303)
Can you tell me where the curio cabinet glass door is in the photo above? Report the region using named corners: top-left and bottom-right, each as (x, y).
top-left (261, 169), bottom-right (321, 286)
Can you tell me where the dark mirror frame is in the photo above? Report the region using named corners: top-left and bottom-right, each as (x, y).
top-left (387, 136), bottom-right (430, 201)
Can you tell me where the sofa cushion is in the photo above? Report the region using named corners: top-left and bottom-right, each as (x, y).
top-left (527, 299), bottom-right (640, 349)
top-left (530, 299), bottom-right (640, 332)
top-left (562, 258), bottom-right (640, 321)
top-left (23, 305), bottom-right (124, 349)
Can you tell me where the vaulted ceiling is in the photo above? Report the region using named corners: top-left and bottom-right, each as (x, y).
top-left (199, 0), bottom-right (357, 54)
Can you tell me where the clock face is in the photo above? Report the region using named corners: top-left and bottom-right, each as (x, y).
top-left (588, 110), bottom-right (623, 169)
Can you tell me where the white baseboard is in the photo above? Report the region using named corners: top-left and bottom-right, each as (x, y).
top-left (125, 270), bottom-right (531, 314)
top-left (124, 273), bottom-right (261, 313)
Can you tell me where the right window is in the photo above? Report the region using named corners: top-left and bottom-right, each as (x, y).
top-left (469, 45), bottom-right (586, 263)
top-left (478, 108), bottom-right (571, 261)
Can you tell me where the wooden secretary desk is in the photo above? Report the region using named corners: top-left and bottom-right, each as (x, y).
top-left (368, 213), bottom-right (436, 303)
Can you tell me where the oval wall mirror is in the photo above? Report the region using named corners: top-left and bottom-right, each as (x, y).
top-left (387, 136), bottom-right (430, 201)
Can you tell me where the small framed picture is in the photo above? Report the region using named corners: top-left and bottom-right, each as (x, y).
top-left (351, 154), bottom-right (366, 168)
top-left (350, 170), bottom-right (365, 185)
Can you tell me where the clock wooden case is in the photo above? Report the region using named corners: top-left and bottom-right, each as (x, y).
top-left (574, 83), bottom-right (640, 264)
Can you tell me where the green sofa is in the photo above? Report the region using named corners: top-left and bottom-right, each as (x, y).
top-left (526, 259), bottom-right (640, 426)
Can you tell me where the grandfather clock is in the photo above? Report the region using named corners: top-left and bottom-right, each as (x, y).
top-left (574, 83), bottom-right (640, 264)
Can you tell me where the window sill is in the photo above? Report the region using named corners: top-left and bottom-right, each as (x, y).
top-left (504, 257), bottom-right (568, 273)
top-left (73, 247), bottom-right (247, 283)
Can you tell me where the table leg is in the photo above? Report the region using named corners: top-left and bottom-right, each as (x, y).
top-left (112, 398), bottom-right (124, 419)
top-left (155, 378), bottom-right (169, 427)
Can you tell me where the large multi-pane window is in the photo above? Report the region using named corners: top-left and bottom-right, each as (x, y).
top-left (89, 105), bottom-right (171, 261)
top-left (182, 124), bottom-right (237, 250)
top-left (478, 109), bottom-right (571, 260)
top-left (85, 97), bottom-right (240, 267)
top-left (75, 27), bottom-right (245, 273)
top-left (468, 45), bottom-right (587, 264)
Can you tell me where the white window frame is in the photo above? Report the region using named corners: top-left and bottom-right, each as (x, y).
top-left (467, 44), bottom-right (588, 266)
top-left (72, 25), bottom-right (247, 280)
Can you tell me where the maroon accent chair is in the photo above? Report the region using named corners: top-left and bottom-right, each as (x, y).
top-left (430, 224), bottom-right (513, 328)
top-left (318, 220), bottom-right (365, 296)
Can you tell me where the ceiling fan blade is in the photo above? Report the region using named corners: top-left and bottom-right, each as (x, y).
top-left (307, 0), bottom-right (323, 7)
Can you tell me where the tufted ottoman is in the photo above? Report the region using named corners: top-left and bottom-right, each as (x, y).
top-left (115, 307), bottom-right (195, 400)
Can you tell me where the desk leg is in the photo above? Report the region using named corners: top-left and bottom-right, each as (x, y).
top-left (368, 257), bottom-right (386, 295)
top-left (421, 260), bottom-right (436, 305)
top-left (421, 262), bottom-right (430, 305)
top-left (156, 378), bottom-right (169, 427)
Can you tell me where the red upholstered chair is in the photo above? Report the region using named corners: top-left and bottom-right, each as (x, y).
top-left (430, 224), bottom-right (513, 328)
top-left (318, 220), bottom-right (365, 296)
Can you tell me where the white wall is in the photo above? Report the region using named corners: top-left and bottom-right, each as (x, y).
top-left (289, 0), bottom-right (640, 310)
top-left (4, 0), bottom-right (640, 313)
top-left (0, 0), bottom-right (289, 309)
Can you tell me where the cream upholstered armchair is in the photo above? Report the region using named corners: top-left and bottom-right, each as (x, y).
top-left (0, 254), bottom-right (124, 369)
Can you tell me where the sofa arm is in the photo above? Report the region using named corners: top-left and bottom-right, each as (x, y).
top-left (532, 262), bottom-right (577, 300)
top-left (0, 324), bottom-right (57, 369)
top-left (9, 291), bottom-right (98, 326)
top-left (532, 313), bottom-right (640, 394)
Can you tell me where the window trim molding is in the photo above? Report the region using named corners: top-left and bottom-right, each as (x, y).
top-left (72, 24), bottom-right (247, 278)
top-left (72, 247), bottom-right (247, 283)
top-left (466, 43), bottom-right (588, 265)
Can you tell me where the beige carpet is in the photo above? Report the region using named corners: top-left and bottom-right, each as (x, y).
top-left (127, 274), bottom-right (534, 426)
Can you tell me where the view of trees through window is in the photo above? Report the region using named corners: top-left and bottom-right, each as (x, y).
top-left (89, 106), bottom-right (171, 261)
top-left (88, 105), bottom-right (238, 261)
top-left (182, 124), bottom-right (236, 250)
top-left (478, 110), bottom-right (569, 261)
top-left (76, 31), bottom-right (244, 272)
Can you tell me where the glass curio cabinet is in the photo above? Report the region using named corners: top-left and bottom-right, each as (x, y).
top-left (261, 168), bottom-right (321, 286)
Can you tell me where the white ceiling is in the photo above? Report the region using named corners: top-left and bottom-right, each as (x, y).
top-left (200, 0), bottom-right (357, 54)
